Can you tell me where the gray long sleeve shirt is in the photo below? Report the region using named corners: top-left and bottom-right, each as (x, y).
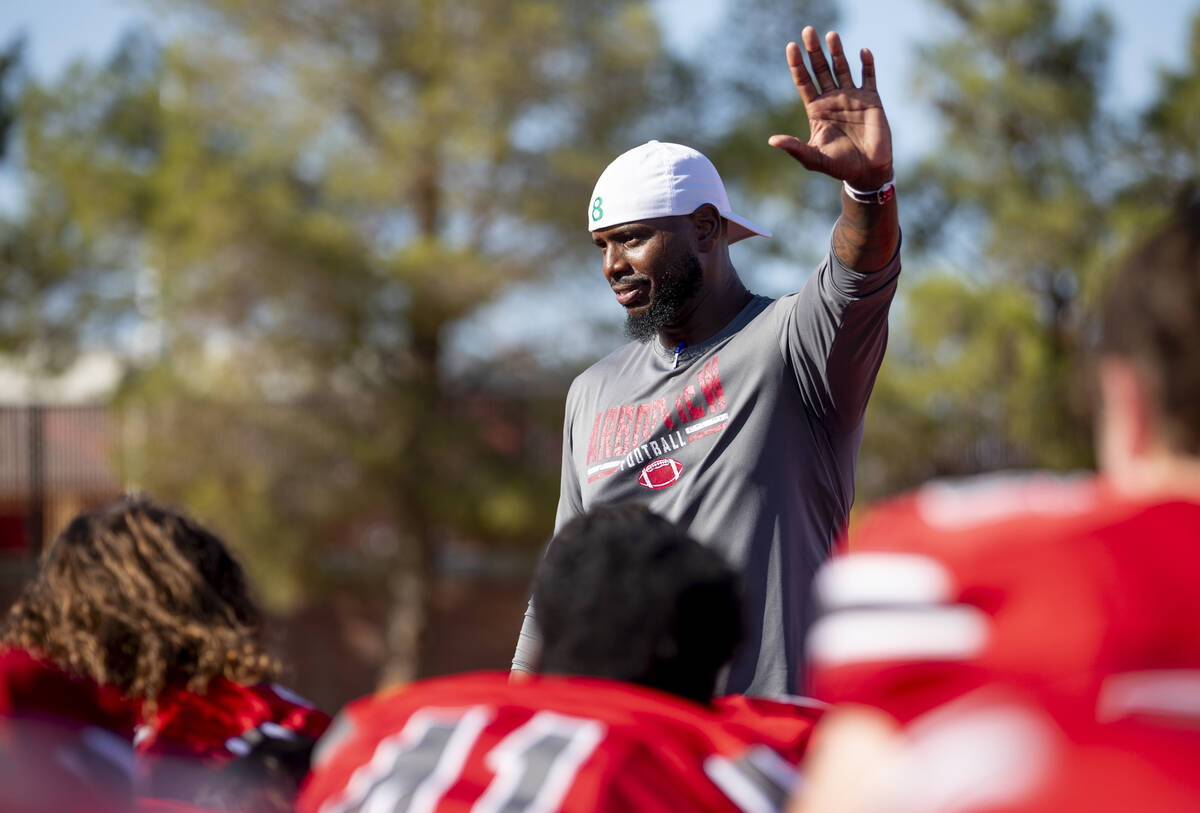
top-left (514, 237), bottom-right (901, 697)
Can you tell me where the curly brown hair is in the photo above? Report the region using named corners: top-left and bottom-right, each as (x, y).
top-left (1, 495), bottom-right (277, 706)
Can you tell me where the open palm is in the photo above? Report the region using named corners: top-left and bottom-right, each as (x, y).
top-left (769, 27), bottom-right (894, 191)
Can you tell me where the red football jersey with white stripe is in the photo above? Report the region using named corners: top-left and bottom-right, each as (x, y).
top-left (807, 473), bottom-right (1200, 722)
top-left (299, 672), bottom-right (821, 813)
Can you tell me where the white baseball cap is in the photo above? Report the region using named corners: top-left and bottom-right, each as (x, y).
top-left (586, 140), bottom-right (772, 243)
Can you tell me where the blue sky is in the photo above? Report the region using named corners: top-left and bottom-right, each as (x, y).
top-left (3, 0), bottom-right (1195, 166)
top-left (656, 0), bottom-right (1196, 163)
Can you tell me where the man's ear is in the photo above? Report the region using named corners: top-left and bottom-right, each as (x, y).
top-left (689, 204), bottom-right (724, 253)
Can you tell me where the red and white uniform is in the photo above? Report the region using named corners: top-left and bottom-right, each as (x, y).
top-left (134, 677), bottom-right (331, 762)
top-left (134, 676), bottom-right (330, 807)
top-left (299, 672), bottom-right (822, 813)
top-left (862, 685), bottom-right (1200, 813)
top-left (807, 473), bottom-right (1200, 722)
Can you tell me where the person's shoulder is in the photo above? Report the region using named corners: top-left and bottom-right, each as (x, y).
top-left (138, 677), bottom-right (330, 760)
top-left (0, 646), bottom-right (136, 734)
top-left (344, 670), bottom-right (517, 714)
top-left (564, 341), bottom-right (651, 398)
top-left (847, 471), bottom-right (1114, 557)
top-left (816, 472), bottom-right (1113, 655)
top-left (846, 471), bottom-right (1200, 573)
top-left (733, 293), bottom-right (782, 329)
top-left (581, 340), bottom-right (649, 374)
top-left (711, 692), bottom-right (827, 724)
top-left (332, 670), bottom-right (705, 725)
top-left (710, 693), bottom-right (825, 763)
top-left (298, 672), bottom-right (754, 813)
top-left (739, 292), bottom-right (778, 314)
top-left (307, 671), bottom-right (767, 764)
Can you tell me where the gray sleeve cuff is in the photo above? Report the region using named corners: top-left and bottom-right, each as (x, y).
top-left (826, 230), bottom-right (903, 299)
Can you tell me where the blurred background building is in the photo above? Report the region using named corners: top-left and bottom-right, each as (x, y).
top-left (0, 404), bottom-right (121, 592)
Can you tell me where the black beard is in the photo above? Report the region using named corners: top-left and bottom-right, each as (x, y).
top-left (624, 251), bottom-right (704, 343)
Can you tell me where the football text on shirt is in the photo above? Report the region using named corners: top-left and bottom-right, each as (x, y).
top-left (585, 356), bottom-right (727, 483)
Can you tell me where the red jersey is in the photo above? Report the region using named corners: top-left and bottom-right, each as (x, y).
top-left (135, 677), bottom-right (331, 762)
top-left (299, 672), bottom-right (822, 813)
top-left (867, 686), bottom-right (1200, 813)
top-left (807, 473), bottom-right (1200, 722)
top-left (709, 693), bottom-right (826, 764)
top-left (134, 677), bottom-right (330, 809)
top-left (0, 646), bottom-right (133, 731)
top-left (0, 647), bottom-right (137, 813)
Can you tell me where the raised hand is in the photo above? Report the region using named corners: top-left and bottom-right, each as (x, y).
top-left (768, 27), bottom-right (893, 191)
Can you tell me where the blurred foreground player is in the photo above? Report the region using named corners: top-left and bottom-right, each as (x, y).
top-left (301, 505), bottom-right (822, 813)
top-left (807, 198), bottom-right (1200, 716)
top-left (795, 683), bottom-right (1200, 813)
top-left (0, 647), bottom-right (135, 813)
top-left (2, 495), bottom-right (329, 809)
top-left (795, 202), bottom-right (1200, 807)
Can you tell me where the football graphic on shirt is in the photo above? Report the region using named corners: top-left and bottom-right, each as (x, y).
top-left (639, 458), bottom-right (683, 489)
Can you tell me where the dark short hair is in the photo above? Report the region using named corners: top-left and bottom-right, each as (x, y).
top-left (1099, 199), bottom-right (1200, 453)
top-left (532, 504), bottom-right (742, 703)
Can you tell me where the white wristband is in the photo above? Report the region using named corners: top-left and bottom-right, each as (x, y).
top-left (843, 173), bottom-right (896, 205)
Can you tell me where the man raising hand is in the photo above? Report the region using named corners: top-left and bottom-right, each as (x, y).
top-left (771, 27), bottom-right (898, 269)
top-left (512, 26), bottom-right (901, 698)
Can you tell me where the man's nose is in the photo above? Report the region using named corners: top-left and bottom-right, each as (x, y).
top-left (602, 245), bottom-right (630, 282)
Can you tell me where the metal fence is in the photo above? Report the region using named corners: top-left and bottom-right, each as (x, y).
top-left (0, 405), bottom-right (123, 556)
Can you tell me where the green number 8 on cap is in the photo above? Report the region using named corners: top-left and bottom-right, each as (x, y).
top-left (591, 197), bottom-right (603, 223)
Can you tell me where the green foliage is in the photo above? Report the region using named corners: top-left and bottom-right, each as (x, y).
top-left (1143, 14), bottom-right (1200, 188)
top-left (860, 0), bottom-right (1200, 501)
top-left (0, 37), bottom-right (22, 163)
top-left (3, 1), bottom-right (696, 682)
top-left (1110, 11), bottom-right (1200, 265)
